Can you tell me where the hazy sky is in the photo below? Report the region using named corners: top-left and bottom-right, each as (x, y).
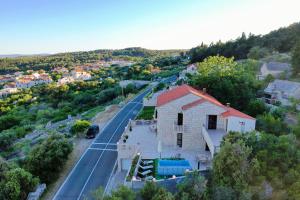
top-left (1, 0), bottom-right (299, 54)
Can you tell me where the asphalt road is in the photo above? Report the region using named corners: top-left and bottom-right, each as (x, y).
top-left (53, 76), bottom-right (177, 200)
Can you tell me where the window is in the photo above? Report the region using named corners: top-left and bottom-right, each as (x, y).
top-left (208, 115), bottom-right (217, 129)
top-left (177, 113), bottom-right (183, 125)
top-left (177, 133), bottom-right (182, 148)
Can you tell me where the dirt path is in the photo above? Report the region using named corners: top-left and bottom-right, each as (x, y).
top-left (42, 104), bottom-right (122, 200)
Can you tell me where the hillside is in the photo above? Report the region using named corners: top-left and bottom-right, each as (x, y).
top-left (188, 22), bottom-right (300, 63)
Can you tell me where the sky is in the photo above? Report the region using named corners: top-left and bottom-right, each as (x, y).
top-left (0, 0), bottom-right (300, 54)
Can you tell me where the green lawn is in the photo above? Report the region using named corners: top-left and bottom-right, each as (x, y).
top-left (136, 106), bottom-right (155, 120)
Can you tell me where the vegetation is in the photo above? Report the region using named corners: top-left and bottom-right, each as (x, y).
top-left (24, 134), bottom-right (73, 184)
top-left (136, 106), bottom-right (155, 120)
top-left (292, 40), bottom-right (300, 75)
top-left (189, 56), bottom-right (260, 111)
top-left (188, 22), bottom-right (300, 63)
top-left (0, 165), bottom-right (39, 200)
top-left (126, 154), bottom-right (140, 181)
top-left (70, 120), bottom-right (91, 137)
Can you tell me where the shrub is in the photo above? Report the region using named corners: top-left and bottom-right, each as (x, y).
top-left (25, 134), bottom-right (73, 184)
top-left (0, 167), bottom-right (39, 200)
top-left (70, 120), bottom-right (91, 137)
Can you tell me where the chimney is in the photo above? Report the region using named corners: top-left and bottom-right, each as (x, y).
top-left (226, 103), bottom-right (230, 107)
top-left (202, 88), bottom-right (207, 93)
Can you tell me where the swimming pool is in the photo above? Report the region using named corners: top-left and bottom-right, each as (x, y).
top-left (157, 159), bottom-right (192, 176)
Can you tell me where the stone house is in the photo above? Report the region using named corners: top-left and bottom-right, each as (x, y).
top-left (264, 79), bottom-right (300, 106)
top-left (117, 85), bottom-right (255, 172)
top-left (155, 85), bottom-right (256, 156)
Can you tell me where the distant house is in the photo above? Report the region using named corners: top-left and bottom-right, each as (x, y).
top-left (0, 88), bottom-right (19, 98)
top-left (259, 62), bottom-right (291, 79)
top-left (15, 73), bottom-right (52, 88)
top-left (264, 79), bottom-right (300, 106)
top-left (58, 76), bottom-right (75, 85)
top-left (179, 64), bottom-right (198, 80)
top-left (4, 82), bottom-right (16, 89)
top-left (0, 75), bottom-right (15, 83)
top-left (71, 69), bottom-right (92, 80)
top-left (52, 67), bottom-right (69, 74)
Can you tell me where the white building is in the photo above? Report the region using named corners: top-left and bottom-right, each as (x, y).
top-left (156, 84), bottom-right (256, 156)
top-left (179, 64), bottom-right (198, 80)
top-left (71, 69), bottom-right (92, 80)
top-left (58, 76), bottom-right (75, 85)
top-left (15, 73), bottom-right (52, 89)
top-left (117, 85), bottom-right (255, 172)
top-left (264, 79), bottom-right (300, 106)
top-left (0, 88), bottom-right (19, 98)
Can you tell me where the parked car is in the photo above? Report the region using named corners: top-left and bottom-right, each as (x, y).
top-left (86, 125), bottom-right (100, 139)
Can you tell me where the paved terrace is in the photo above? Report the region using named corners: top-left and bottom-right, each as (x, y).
top-left (121, 121), bottom-right (211, 170)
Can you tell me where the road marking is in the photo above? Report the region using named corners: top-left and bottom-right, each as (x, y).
top-left (88, 148), bottom-right (117, 151)
top-left (53, 87), bottom-right (151, 200)
top-left (53, 88), bottom-right (151, 199)
top-left (103, 159), bottom-right (118, 196)
top-left (77, 102), bottom-right (141, 200)
top-left (92, 142), bottom-right (117, 145)
top-left (128, 101), bottom-right (143, 105)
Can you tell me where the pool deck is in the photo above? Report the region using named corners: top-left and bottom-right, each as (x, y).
top-left (124, 122), bottom-right (212, 170)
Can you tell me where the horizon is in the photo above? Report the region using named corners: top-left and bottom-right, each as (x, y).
top-left (1, 0), bottom-right (300, 54)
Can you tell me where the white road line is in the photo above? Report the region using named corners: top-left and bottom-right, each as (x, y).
top-left (103, 159), bottom-right (118, 196)
top-left (53, 87), bottom-right (151, 200)
top-left (92, 142), bottom-right (117, 145)
top-left (77, 102), bottom-right (141, 200)
top-left (88, 148), bottom-right (117, 151)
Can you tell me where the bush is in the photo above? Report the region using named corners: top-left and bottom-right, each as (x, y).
top-left (25, 134), bottom-right (73, 184)
top-left (140, 182), bottom-right (160, 200)
top-left (70, 120), bottom-right (91, 137)
top-left (0, 167), bottom-right (39, 200)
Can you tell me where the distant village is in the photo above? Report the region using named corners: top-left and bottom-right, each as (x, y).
top-left (0, 60), bottom-right (134, 98)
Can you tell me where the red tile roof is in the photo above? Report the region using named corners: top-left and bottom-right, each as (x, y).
top-left (221, 107), bottom-right (255, 120)
top-left (157, 84), bottom-right (223, 107)
top-left (157, 84), bottom-right (254, 120)
top-left (182, 99), bottom-right (207, 110)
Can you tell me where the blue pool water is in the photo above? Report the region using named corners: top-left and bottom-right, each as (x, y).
top-left (157, 159), bottom-right (192, 176)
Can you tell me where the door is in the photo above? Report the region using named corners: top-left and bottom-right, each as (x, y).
top-left (177, 113), bottom-right (183, 125)
top-left (177, 133), bottom-right (182, 148)
top-left (208, 115), bottom-right (217, 129)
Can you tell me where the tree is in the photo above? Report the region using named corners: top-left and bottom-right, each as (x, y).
top-left (212, 139), bottom-right (259, 199)
top-left (152, 187), bottom-right (174, 200)
top-left (176, 171), bottom-right (207, 200)
top-left (256, 113), bottom-right (288, 136)
top-left (70, 120), bottom-right (91, 137)
top-left (0, 168), bottom-right (39, 200)
top-left (25, 134), bottom-right (73, 184)
top-left (104, 185), bottom-right (136, 200)
top-left (190, 56), bottom-right (259, 111)
top-left (292, 40), bottom-right (300, 75)
top-left (245, 99), bottom-right (269, 117)
top-left (247, 46), bottom-right (270, 60)
top-left (140, 181), bottom-right (161, 200)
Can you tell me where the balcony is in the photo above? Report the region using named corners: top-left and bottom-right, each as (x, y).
top-left (201, 125), bottom-right (227, 157)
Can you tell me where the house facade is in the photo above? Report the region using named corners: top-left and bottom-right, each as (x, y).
top-left (156, 85), bottom-right (256, 156)
top-left (117, 84), bottom-right (255, 172)
top-left (264, 79), bottom-right (300, 106)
